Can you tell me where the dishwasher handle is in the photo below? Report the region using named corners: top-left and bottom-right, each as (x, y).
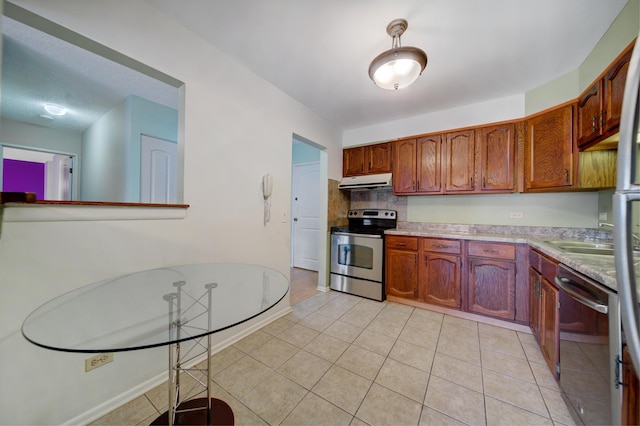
top-left (555, 275), bottom-right (608, 314)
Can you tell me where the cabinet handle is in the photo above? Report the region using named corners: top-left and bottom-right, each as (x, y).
top-left (564, 169), bottom-right (569, 184)
top-left (434, 244), bottom-right (449, 249)
top-left (483, 249), bottom-right (499, 254)
top-left (482, 176), bottom-right (486, 188)
top-left (470, 177), bottom-right (474, 190)
top-left (592, 115), bottom-right (598, 133)
top-left (396, 242), bottom-right (407, 247)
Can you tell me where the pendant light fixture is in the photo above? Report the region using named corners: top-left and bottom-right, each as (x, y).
top-left (368, 19), bottom-right (427, 90)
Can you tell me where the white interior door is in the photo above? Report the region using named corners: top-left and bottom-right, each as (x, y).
top-left (46, 155), bottom-right (73, 201)
top-left (292, 162), bottom-right (320, 271)
top-left (140, 134), bottom-right (177, 203)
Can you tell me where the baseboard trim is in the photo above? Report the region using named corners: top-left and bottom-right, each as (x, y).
top-left (65, 306), bottom-right (293, 425)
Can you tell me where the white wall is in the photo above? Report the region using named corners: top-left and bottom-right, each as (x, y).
top-left (81, 99), bottom-right (127, 201)
top-left (0, 1), bottom-right (341, 424)
top-left (342, 94), bottom-right (525, 147)
top-left (408, 192), bottom-right (599, 227)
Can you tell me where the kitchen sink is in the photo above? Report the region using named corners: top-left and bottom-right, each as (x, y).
top-left (544, 240), bottom-right (613, 249)
top-left (560, 246), bottom-right (614, 255)
top-left (544, 240), bottom-right (640, 257)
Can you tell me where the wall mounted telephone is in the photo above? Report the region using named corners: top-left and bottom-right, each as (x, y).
top-left (262, 174), bottom-right (273, 225)
top-left (262, 174), bottom-right (273, 200)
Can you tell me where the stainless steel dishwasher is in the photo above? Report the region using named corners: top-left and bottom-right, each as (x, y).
top-left (555, 264), bottom-right (621, 425)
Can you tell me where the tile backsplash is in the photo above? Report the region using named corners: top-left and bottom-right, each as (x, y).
top-left (328, 179), bottom-right (350, 227)
top-left (350, 188), bottom-right (407, 221)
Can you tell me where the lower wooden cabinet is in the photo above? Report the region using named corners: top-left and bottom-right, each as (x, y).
top-left (622, 345), bottom-right (640, 425)
top-left (467, 242), bottom-right (517, 320)
top-left (529, 249), bottom-right (560, 379)
top-left (419, 238), bottom-right (462, 308)
top-left (385, 236), bottom-right (527, 324)
top-left (385, 236), bottom-right (418, 299)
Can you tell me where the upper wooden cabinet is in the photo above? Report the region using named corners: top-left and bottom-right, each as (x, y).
top-left (577, 41), bottom-right (634, 150)
top-left (393, 138), bottom-right (418, 194)
top-left (342, 142), bottom-right (392, 177)
top-left (392, 125), bottom-right (516, 195)
top-left (477, 124), bottom-right (517, 192)
top-left (393, 136), bottom-right (444, 194)
top-left (443, 130), bottom-right (475, 192)
top-left (525, 103), bottom-right (576, 191)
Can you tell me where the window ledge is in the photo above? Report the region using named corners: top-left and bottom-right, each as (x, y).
top-left (1, 201), bottom-right (189, 222)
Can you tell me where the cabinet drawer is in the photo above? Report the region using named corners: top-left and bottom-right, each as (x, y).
top-left (468, 241), bottom-right (515, 260)
top-left (386, 236), bottom-right (418, 250)
top-left (529, 249), bottom-right (541, 271)
top-left (422, 238), bottom-right (461, 254)
top-left (541, 255), bottom-right (558, 283)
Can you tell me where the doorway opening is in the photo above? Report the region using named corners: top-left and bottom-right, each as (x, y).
top-left (290, 134), bottom-right (328, 299)
top-left (1, 145), bottom-right (75, 201)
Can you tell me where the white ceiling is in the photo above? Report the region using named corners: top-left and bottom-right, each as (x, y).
top-left (1, 15), bottom-right (179, 133)
top-left (0, 1), bottom-right (631, 133)
top-left (148, 0), bottom-right (629, 130)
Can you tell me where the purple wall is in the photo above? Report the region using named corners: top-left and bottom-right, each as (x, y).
top-left (2, 159), bottom-right (45, 200)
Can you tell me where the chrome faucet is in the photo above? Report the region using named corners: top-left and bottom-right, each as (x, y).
top-left (601, 222), bottom-right (640, 248)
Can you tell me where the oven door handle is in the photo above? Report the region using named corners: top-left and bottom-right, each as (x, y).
top-left (332, 232), bottom-right (382, 239)
top-left (555, 275), bottom-right (608, 314)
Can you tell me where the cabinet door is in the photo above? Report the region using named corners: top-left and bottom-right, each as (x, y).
top-left (622, 345), bottom-right (640, 426)
top-left (577, 81), bottom-right (603, 148)
top-left (478, 124), bottom-right (515, 192)
top-left (420, 252), bottom-right (461, 308)
top-left (386, 248), bottom-right (418, 299)
top-left (540, 277), bottom-right (560, 379)
top-left (604, 48), bottom-right (632, 134)
top-left (525, 104), bottom-right (575, 191)
top-left (444, 130), bottom-right (475, 192)
top-left (416, 135), bottom-right (442, 193)
top-left (367, 143), bottom-right (392, 174)
top-left (392, 139), bottom-right (417, 194)
top-left (529, 267), bottom-right (542, 344)
top-left (468, 257), bottom-right (516, 320)
top-left (343, 147), bottom-right (366, 176)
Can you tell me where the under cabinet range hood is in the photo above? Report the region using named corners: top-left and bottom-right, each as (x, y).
top-left (338, 173), bottom-right (392, 190)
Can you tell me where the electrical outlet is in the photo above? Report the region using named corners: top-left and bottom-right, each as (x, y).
top-left (509, 212), bottom-right (524, 219)
top-left (281, 210), bottom-right (288, 223)
top-left (598, 212), bottom-right (608, 221)
top-left (85, 353), bottom-right (113, 372)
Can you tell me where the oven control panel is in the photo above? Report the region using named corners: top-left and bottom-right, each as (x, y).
top-left (348, 209), bottom-right (396, 218)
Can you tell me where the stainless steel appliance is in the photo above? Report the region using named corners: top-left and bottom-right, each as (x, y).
top-left (614, 27), bottom-right (640, 409)
top-left (330, 209), bottom-right (397, 301)
top-left (555, 265), bottom-right (621, 425)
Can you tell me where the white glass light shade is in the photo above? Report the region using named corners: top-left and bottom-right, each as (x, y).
top-left (369, 46), bottom-right (427, 90)
top-left (43, 103), bottom-right (67, 116)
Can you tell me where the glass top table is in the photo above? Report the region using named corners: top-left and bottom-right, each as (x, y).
top-left (22, 263), bottom-right (289, 353)
top-left (21, 263), bottom-right (290, 425)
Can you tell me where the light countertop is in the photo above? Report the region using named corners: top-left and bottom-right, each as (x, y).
top-left (386, 223), bottom-right (619, 292)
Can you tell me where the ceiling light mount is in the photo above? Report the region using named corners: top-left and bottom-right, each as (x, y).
top-left (368, 18), bottom-right (427, 90)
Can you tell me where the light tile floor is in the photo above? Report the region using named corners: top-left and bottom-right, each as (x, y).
top-left (93, 290), bottom-right (578, 426)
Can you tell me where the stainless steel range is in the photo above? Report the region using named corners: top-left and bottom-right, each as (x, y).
top-left (330, 209), bottom-right (397, 301)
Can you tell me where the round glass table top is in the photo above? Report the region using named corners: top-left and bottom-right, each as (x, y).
top-left (22, 263), bottom-right (289, 353)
